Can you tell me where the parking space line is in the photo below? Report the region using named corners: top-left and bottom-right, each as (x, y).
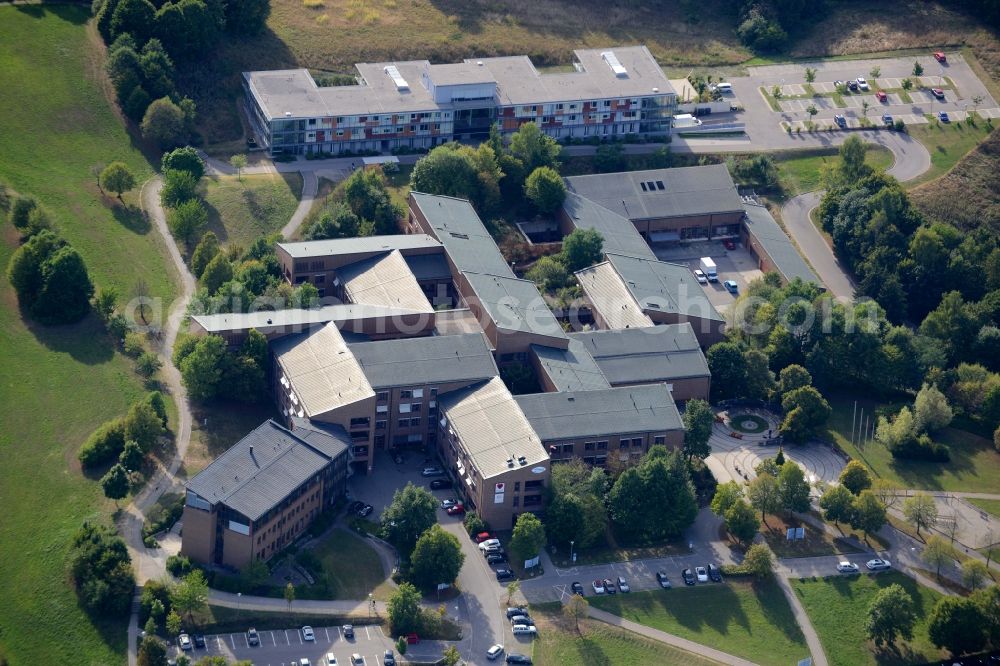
top-left (297, 630), bottom-right (302, 644)
top-left (365, 625), bottom-right (371, 640)
top-left (285, 629), bottom-right (290, 644)
top-left (244, 633), bottom-right (250, 649)
top-left (325, 627), bottom-right (331, 642)
top-left (336, 626), bottom-right (342, 640)
top-left (230, 634), bottom-right (237, 650)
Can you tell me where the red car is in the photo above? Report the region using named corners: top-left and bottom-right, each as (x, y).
top-left (876, 91), bottom-right (887, 103)
top-left (933, 51), bottom-right (947, 63)
top-left (406, 633), bottom-right (420, 645)
top-left (475, 531), bottom-right (493, 543)
top-left (931, 88), bottom-right (946, 99)
top-left (446, 503), bottom-right (466, 516)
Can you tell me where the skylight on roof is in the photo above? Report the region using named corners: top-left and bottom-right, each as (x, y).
top-left (601, 51), bottom-right (628, 77)
top-left (384, 65), bottom-right (409, 91)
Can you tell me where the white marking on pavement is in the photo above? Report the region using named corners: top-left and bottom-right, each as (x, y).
top-left (244, 633), bottom-right (250, 649)
top-left (230, 634), bottom-right (237, 650)
top-left (271, 631), bottom-right (276, 646)
top-left (285, 629), bottom-right (290, 644)
top-left (325, 627), bottom-right (330, 641)
top-left (365, 625), bottom-right (371, 640)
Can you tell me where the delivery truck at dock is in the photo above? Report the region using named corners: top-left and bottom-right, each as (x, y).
top-left (699, 257), bottom-right (718, 282)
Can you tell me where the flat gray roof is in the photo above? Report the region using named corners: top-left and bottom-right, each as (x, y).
top-left (404, 252), bottom-right (453, 281)
top-left (531, 340), bottom-right (611, 393)
top-left (564, 164), bottom-right (744, 221)
top-left (277, 234), bottom-right (441, 260)
top-left (191, 303), bottom-right (429, 336)
top-left (348, 333), bottom-right (498, 389)
top-left (425, 62), bottom-right (497, 86)
top-left (475, 46), bottom-right (675, 106)
top-left (742, 203), bottom-right (820, 286)
top-left (561, 192), bottom-right (656, 260)
top-left (514, 383), bottom-right (683, 442)
top-left (186, 420), bottom-right (347, 522)
top-left (464, 272), bottom-right (568, 342)
top-left (606, 253), bottom-right (725, 322)
top-left (570, 324), bottom-right (710, 384)
top-left (438, 377), bottom-right (549, 481)
top-left (410, 192), bottom-right (514, 277)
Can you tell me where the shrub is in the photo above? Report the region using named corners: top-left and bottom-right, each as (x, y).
top-left (463, 513), bottom-right (489, 537)
top-left (144, 390), bottom-right (169, 427)
top-left (123, 331), bottom-right (146, 357)
top-left (69, 522), bottom-right (135, 616)
top-left (889, 433), bottom-right (950, 461)
top-left (166, 554), bottom-right (193, 577)
top-left (78, 417), bottom-right (127, 468)
top-left (9, 195), bottom-right (37, 230)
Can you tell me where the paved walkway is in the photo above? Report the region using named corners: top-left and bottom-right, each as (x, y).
top-left (281, 170), bottom-right (318, 239)
top-left (772, 568), bottom-right (828, 666)
top-left (587, 606), bottom-right (756, 665)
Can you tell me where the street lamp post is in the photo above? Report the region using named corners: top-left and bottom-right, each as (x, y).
top-left (570, 540), bottom-right (575, 563)
top-left (237, 592), bottom-right (242, 621)
top-left (368, 593), bottom-right (373, 618)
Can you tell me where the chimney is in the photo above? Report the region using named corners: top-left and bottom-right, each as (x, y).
top-left (249, 444), bottom-right (254, 455)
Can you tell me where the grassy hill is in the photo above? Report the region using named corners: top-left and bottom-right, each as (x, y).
top-left (0, 5), bottom-right (178, 663)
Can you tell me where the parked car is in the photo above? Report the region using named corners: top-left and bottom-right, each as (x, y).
top-left (326, 654), bottom-right (339, 665)
top-left (302, 626), bottom-right (315, 641)
top-left (833, 79), bottom-right (845, 88)
top-left (351, 654), bottom-right (364, 665)
top-left (247, 629), bottom-right (260, 646)
top-left (695, 566), bottom-right (709, 583)
top-left (430, 479), bottom-right (452, 490)
top-left (487, 553), bottom-right (508, 564)
top-left (931, 88), bottom-right (946, 99)
top-left (938, 111), bottom-right (950, 122)
top-left (510, 614), bottom-right (533, 627)
top-left (496, 568), bottom-right (515, 581)
top-left (933, 51), bottom-right (947, 63)
top-left (446, 503), bottom-right (466, 516)
top-left (882, 114), bottom-right (894, 126)
top-left (682, 568), bottom-right (696, 586)
top-left (694, 269), bottom-right (708, 284)
top-left (656, 571), bottom-right (671, 588)
top-left (617, 576), bottom-right (630, 593)
top-left (877, 90), bottom-right (888, 103)
top-left (506, 606), bottom-right (527, 619)
top-left (356, 503), bottom-right (373, 517)
top-left (421, 466), bottom-right (445, 477)
top-left (707, 564), bottom-right (722, 582)
top-left (592, 579), bottom-right (606, 594)
top-left (847, 80), bottom-right (859, 91)
top-left (178, 634), bottom-right (193, 651)
top-left (505, 654), bottom-right (532, 664)
top-left (483, 544), bottom-right (504, 556)
top-left (856, 77), bottom-right (870, 91)
top-left (603, 578), bottom-right (617, 594)
top-left (440, 499), bottom-right (457, 509)
top-left (347, 501), bottom-right (364, 514)
top-left (837, 561), bottom-right (860, 573)
top-left (193, 635), bottom-right (206, 649)
top-left (571, 581), bottom-right (584, 596)
top-left (723, 280), bottom-right (739, 294)
top-left (487, 644), bottom-right (504, 661)
top-left (247, 136), bottom-right (258, 149)
top-left (383, 650), bottom-right (396, 666)
top-left (479, 538), bottom-right (501, 550)
top-left (834, 114), bottom-right (847, 128)
top-left (300, 659), bottom-right (312, 666)
top-left (512, 625), bottom-right (537, 637)
top-left (343, 624), bottom-right (355, 639)
top-left (866, 558), bottom-right (891, 571)
top-left (724, 239), bottom-right (737, 251)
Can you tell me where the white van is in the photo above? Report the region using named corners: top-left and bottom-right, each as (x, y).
top-left (512, 625), bottom-right (537, 636)
top-left (715, 82), bottom-right (733, 94)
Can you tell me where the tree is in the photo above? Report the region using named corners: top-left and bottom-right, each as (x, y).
top-left (524, 166), bottom-right (566, 214)
top-left (771, 84), bottom-right (782, 100)
top-left (9, 195), bottom-right (38, 231)
top-left (914, 383), bottom-right (952, 433)
top-left (806, 104), bottom-right (818, 119)
top-left (776, 365), bottom-right (812, 397)
top-left (509, 122), bottom-right (561, 173)
top-left (101, 463), bottom-right (130, 504)
top-left (819, 484), bottom-right (854, 525)
top-left (125, 400), bottom-right (164, 452)
top-left (410, 144), bottom-right (502, 217)
top-left (755, 457), bottom-right (780, 478)
top-left (593, 143), bottom-right (626, 173)
top-left (804, 67), bottom-right (816, 83)
top-left (870, 479), bottom-right (901, 511)
top-left (913, 61), bottom-right (924, 76)
top-left (747, 473), bottom-right (780, 524)
top-left (562, 594), bottom-right (589, 633)
top-left (160, 168), bottom-right (198, 207)
top-left (779, 386), bottom-right (831, 442)
top-left (710, 480), bottom-right (743, 517)
top-left (119, 439), bottom-right (145, 472)
top-left (387, 582), bottom-right (422, 635)
top-left (441, 645), bottom-right (461, 666)
top-left (903, 493), bottom-right (938, 538)
top-left (560, 228), bottom-right (604, 273)
top-left (525, 255), bottom-right (569, 293)
top-left (682, 399), bottom-right (714, 462)
top-left (69, 522), bottom-right (135, 616)
top-left (165, 608), bottom-right (182, 636)
top-left (837, 135), bottom-right (872, 184)
top-left (177, 334), bottom-right (227, 400)
top-left (190, 231), bottom-right (220, 278)
top-left (838, 460), bottom-right (872, 495)
top-left (509, 513), bottom-right (546, 565)
top-left (110, 0), bottom-right (156, 42)
top-left (224, 0), bottom-right (270, 34)
top-left (305, 203), bottom-right (360, 241)
top-left (608, 448), bottom-right (697, 543)
top-left (137, 351), bottom-right (163, 378)
top-left (743, 349), bottom-right (775, 401)
top-left (229, 154), bottom-right (247, 182)
top-left (171, 570), bottom-right (209, 623)
top-left (901, 77), bottom-right (913, 91)
top-left (100, 162), bottom-right (137, 201)
top-left (168, 198), bottom-right (208, 248)
top-left (928, 596), bottom-right (988, 656)
top-left (505, 580), bottom-right (521, 605)
top-left (142, 97), bottom-right (186, 149)
top-left (137, 635), bottom-right (168, 666)
top-left (961, 559), bottom-right (989, 590)
top-left (200, 253), bottom-right (234, 295)
top-left (866, 583), bottom-right (916, 648)
top-left (409, 524), bottom-right (465, 591)
top-left (725, 500), bottom-right (759, 546)
top-left (778, 463), bottom-right (811, 516)
top-left (161, 146), bottom-right (205, 180)
top-left (7, 230), bottom-right (94, 325)
top-left (284, 582), bottom-right (295, 610)
top-left (381, 482), bottom-right (438, 556)
top-left (850, 490), bottom-right (887, 543)
top-left (706, 342), bottom-right (746, 401)
top-left (743, 543), bottom-right (773, 579)
top-left (870, 66), bottom-right (881, 80)
top-left (922, 535), bottom-right (955, 579)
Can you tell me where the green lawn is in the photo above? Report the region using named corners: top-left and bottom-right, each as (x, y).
top-left (531, 603), bottom-right (723, 666)
top-left (905, 120), bottom-right (995, 186)
top-left (825, 393), bottom-right (1000, 492)
top-left (967, 498), bottom-right (1000, 519)
top-left (775, 146), bottom-right (894, 196)
top-left (0, 7), bottom-right (182, 663)
top-left (588, 580), bottom-right (808, 666)
top-left (201, 172), bottom-right (303, 248)
top-left (310, 528), bottom-right (389, 600)
top-left (792, 572), bottom-right (946, 666)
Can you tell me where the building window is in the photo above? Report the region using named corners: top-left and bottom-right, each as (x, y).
top-left (411, 403), bottom-right (422, 412)
top-left (375, 434), bottom-right (385, 446)
top-left (412, 388), bottom-right (424, 398)
top-left (377, 391), bottom-right (389, 402)
top-left (350, 417), bottom-right (370, 427)
top-left (399, 403), bottom-right (412, 414)
top-left (561, 444), bottom-right (574, 454)
top-left (352, 445), bottom-right (369, 456)
top-left (400, 390), bottom-right (412, 399)
top-left (410, 417), bottom-right (421, 427)
top-left (513, 496), bottom-right (519, 507)
top-left (294, 262), bottom-right (308, 271)
top-left (514, 481), bottom-right (521, 491)
top-left (585, 442), bottom-right (595, 451)
top-left (376, 405), bottom-right (388, 414)
top-left (654, 436), bottom-right (666, 445)
top-left (619, 441), bottom-right (628, 449)
top-left (314, 274), bottom-right (325, 284)
top-left (596, 441), bottom-right (608, 450)
top-left (398, 418), bottom-right (409, 428)
top-left (376, 420), bottom-right (386, 430)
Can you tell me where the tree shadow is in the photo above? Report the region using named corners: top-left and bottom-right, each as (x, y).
top-left (752, 579), bottom-right (807, 645)
top-left (202, 195), bottom-right (230, 245)
top-left (22, 310), bottom-right (116, 365)
top-left (14, 3), bottom-right (89, 25)
top-left (110, 200), bottom-right (151, 235)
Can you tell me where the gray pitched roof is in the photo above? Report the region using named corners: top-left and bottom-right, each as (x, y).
top-left (570, 324), bottom-right (710, 384)
top-left (561, 192), bottom-right (656, 260)
top-left (404, 252), bottom-right (452, 281)
top-left (514, 383), bottom-right (683, 441)
top-left (564, 164), bottom-right (744, 221)
top-left (741, 203), bottom-right (820, 286)
top-left (277, 234), bottom-right (440, 259)
top-left (409, 192), bottom-right (514, 277)
top-left (185, 420), bottom-right (347, 522)
top-left (463, 272), bottom-right (568, 342)
top-left (337, 250), bottom-right (433, 312)
top-left (606, 253), bottom-right (725, 322)
top-left (530, 340), bottom-right (611, 392)
top-left (348, 333), bottom-right (498, 388)
top-left (191, 303), bottom-right (428, 336)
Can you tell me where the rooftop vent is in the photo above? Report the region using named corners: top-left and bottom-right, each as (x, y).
top-left (601, 51), bottom-right (628, 77)
top-left (652, 87), bottom-right (659, 93)
top-left (517, 455), bottom-right (527, 465)
top-left (477, 61), bottom-right (484, 66)
top-left (285, 111), bottom-right (292, 117)
top-left (384, 65), bottom-right (410, 91)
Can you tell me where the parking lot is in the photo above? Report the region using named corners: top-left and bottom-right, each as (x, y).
top-left (651, 241), bottom-right (764, 312)
top-left (172, 624), bottom-right (398, 666)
